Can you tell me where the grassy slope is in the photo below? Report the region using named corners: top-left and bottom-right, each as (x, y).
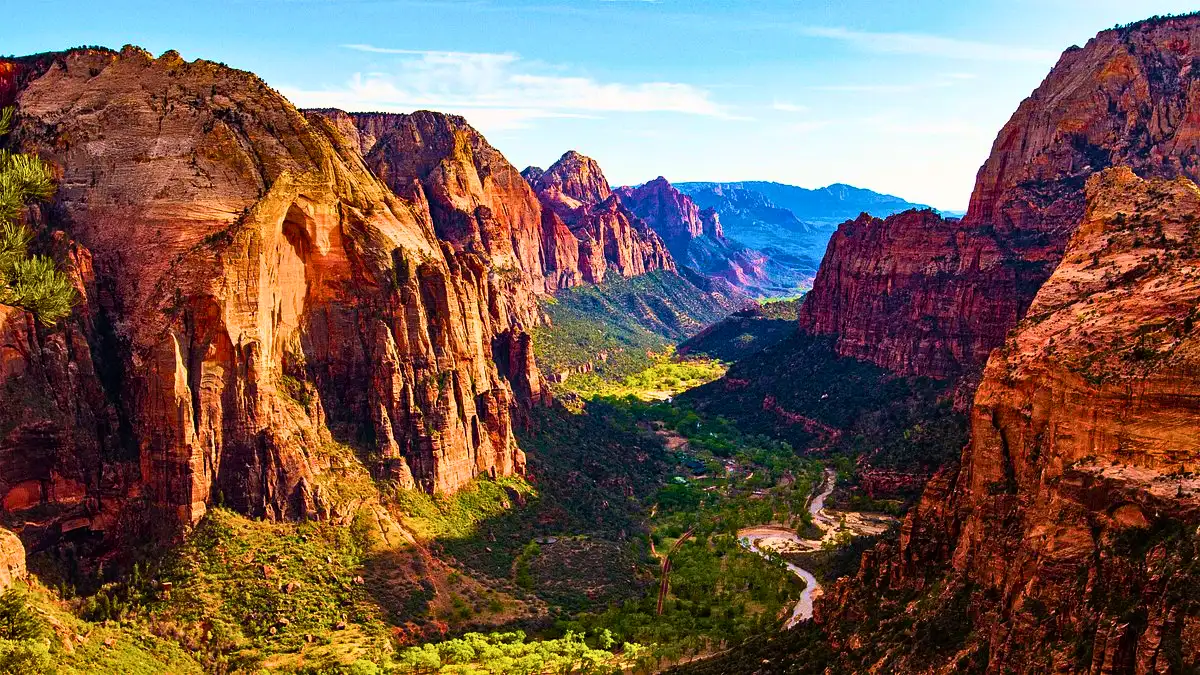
top-left (534, 270), bottom-right (746, 382)
top-left (9, 581), bottom-right (204, 674)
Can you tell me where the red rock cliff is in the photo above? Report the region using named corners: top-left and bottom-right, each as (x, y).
top-left (616, 176), bottom-right (769, 290)
top-left (800, 16), bottom-right (1200, 379)
top-left (0, 47), bottom-right (541, 545)
top-left (525, 151), bottom-right (675, 284)
top-left (816, 167), bottom-right (1200, 673)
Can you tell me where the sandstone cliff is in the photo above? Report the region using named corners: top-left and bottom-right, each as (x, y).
top-left (0, 47), bottom-right (541, 548)
top-left (615, 177), bottom-right (774, 291)
top-left (816, 168), bottom-right (1200, 673)
top-left (525, 151), bottom-right (675, 284)
top-left (0, 529), bottom-right (24, 591)
top-left (800, 16), bottom-right (1200, 379)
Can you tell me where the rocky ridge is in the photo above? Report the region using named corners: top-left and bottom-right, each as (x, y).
top-left (0, 47), bottom-right (548, 550)
top-left (615, 176), bottom-right (777, 291)
top-left (799, 16), bottom-right (1200, 379)
top-left (525, 151), bottom-right (675, 284)
top-left (814, 166), bottom-right (1200, 674)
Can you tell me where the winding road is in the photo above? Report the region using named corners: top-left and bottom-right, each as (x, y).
top-left (738, 468), bottom-right (837, 628)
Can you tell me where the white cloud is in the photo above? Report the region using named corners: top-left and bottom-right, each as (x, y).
top-left (798, 26), bottom-right (1059, 63)
top-left (282, 46), bottom-right (735, 132)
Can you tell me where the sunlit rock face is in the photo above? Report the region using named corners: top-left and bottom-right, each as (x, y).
top-left (527, 151), bottom-right (675, 285)
top-left (616, 176), bottom-right (769, 290)
top-left (0, 47), bottom-right (543, 546)
top-left (817, 167), bottom-right (1200, 674)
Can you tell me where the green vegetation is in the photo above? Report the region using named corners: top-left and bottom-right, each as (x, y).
top-left (551, 396), bottom-right (823, 657)
top-left (678, 299), bottom-right (803, 363)
top-left (149, 508), bottom-right (393, 672)
top-left (683, 333), bottom-right (967, 479)
top-left (385, 476), bottom-right (535, 541)
top-left (534, 270), bottom-right (742, 382)
top-left (393, 630), bottom-right (643, 674)
top-left (557, 352), bottom-right (727, 400)
top-left (0, 107), bottom-right (77, 325)
top-left (0, 582), bottom-right (203, 675)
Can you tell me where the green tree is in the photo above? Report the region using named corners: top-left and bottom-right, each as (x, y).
top-left (0, 106), bottom-right (76, 325)
top-left (0, 589), bottom-right (43, 642)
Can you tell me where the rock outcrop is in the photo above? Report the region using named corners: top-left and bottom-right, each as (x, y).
top-left (800, 16), bottom-right (1200, 379)
top-left (524, 151), bottom-right (675, 284)
top-left (615, 177), bottom-right (773, 291)
top-left (0, 529), bottom-right (25, 590)
top-left (318, 109), bottom-right (551, 305)
top-left (0, 47), bottom-right (541, 546)
top-left (815, 168), bottom-right (1200, 673)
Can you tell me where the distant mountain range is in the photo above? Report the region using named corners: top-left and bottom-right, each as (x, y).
top-left (675, 181), bottom-right (952, 267)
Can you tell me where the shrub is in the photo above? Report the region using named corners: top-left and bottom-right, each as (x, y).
top-left (0, 253), bottom-right (77, 326)
top-left (0, 638), bottom-right (52, 674)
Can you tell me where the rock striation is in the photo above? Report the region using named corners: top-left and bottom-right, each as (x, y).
top-left (800, 16), bottom-right (1200, 379)
top-left (0, 47), bottom-right (548, 547)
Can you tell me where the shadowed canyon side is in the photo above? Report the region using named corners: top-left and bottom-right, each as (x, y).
top-left (800, 16), bottom-right (1200, 380)
top-left (0, 47), bottom-right (541, 546)
top-left (813, 167), bottom-right (1200, 673)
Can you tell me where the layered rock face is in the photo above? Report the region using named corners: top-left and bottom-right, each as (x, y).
top-left (817, 168), bottom-right (1200, 673)
top-left (524, 151), bottom-right (674, 284)
top-left (307, 120), bottom-right (678, 292)
top-left (318, 109), bottom-right (550, 308)
top-left (615, 177), bottom-right (770, 290)
top-left (798, 209), bottom-right (1015, 378)
top-left (800, 16), bottom-right (1200, 379)
top-left (0, 47), bottom-right (540, 546)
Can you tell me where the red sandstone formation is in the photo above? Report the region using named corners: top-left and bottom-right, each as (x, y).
top-left (531, 150), bottom-right (613, 208)
top-left (0, 47), bottom-right (542, 547)
top-left (525, 151), bottom-right (675, 284)
top-left (817, 168), bottom-right (1200, 673)
top-left (800, 16), bottom-right (1200, 379)
top-left (0, 529), bottom-right (24, 591)
top-left (616, 177), bottom-right (769, 290)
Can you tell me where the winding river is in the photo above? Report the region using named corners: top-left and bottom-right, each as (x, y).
top-left (738, 468), bottom-right (837, 628)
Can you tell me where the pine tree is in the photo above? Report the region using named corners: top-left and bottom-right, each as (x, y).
top-left (0, 588), bottom-right (43, 641)
top-left (0, 106), bottom-right (76, 325)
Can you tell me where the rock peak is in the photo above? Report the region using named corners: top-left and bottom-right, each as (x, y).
top-left (536, 150), bottom-right (612, 205)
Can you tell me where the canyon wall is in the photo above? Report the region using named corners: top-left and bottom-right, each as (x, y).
top-left (800, 16), bottom-right (1200, 379)
top-left (816, 167), bottom-right (1200, 673)
top-left (0, 47), bottom-right (547, 548)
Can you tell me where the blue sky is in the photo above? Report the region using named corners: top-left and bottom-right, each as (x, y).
top-left (6, 0), bottom-right (1199, 209)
